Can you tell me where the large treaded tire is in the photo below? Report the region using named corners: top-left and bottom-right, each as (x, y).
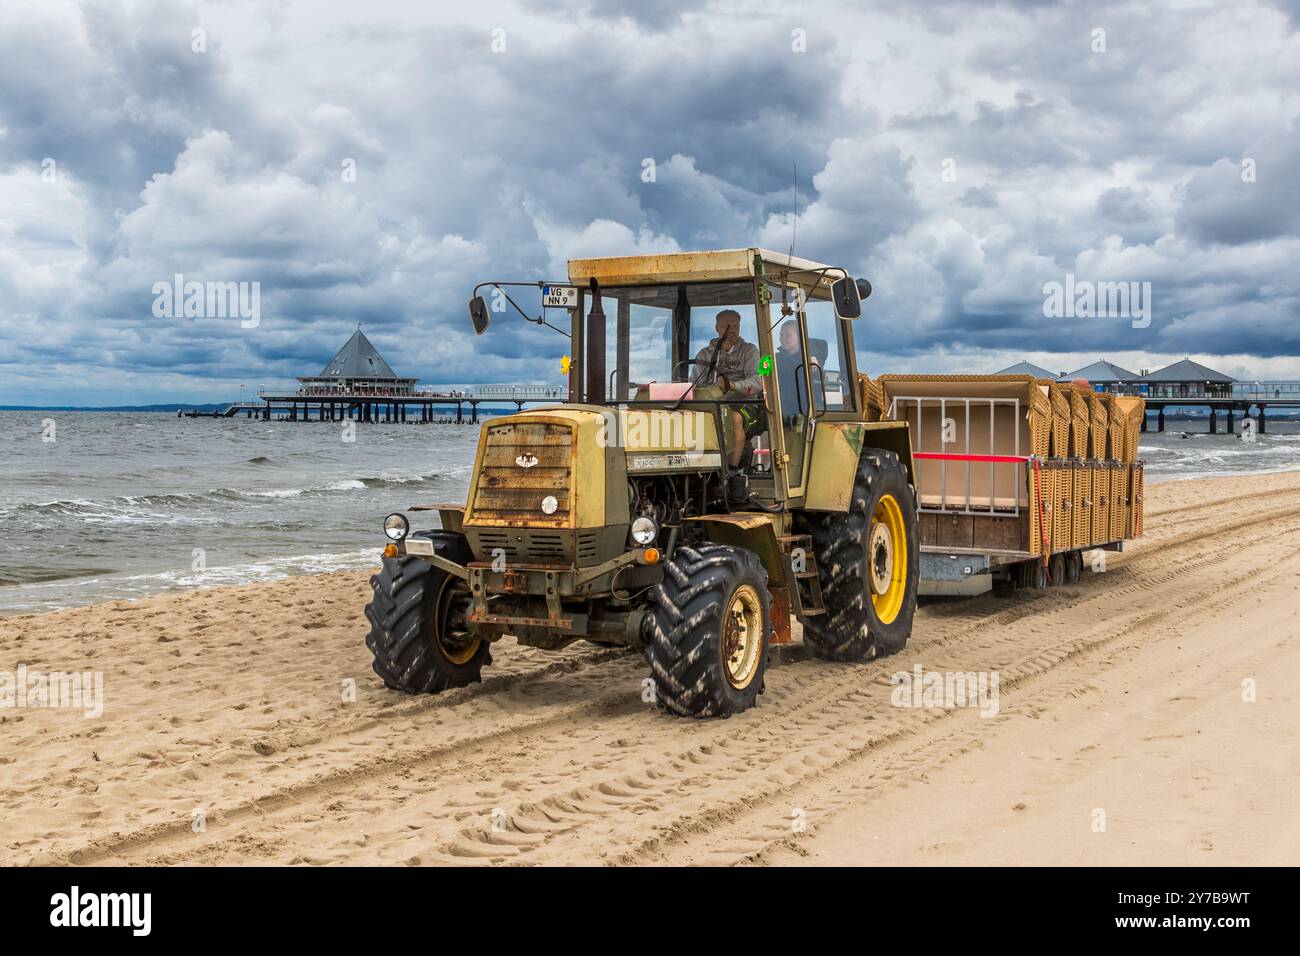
top-left (796, 449), bottom-right (919, 661)
top-left (364, 531), bottom-right (490, 693)
top-left (647, 544), bottom-right (772, 718)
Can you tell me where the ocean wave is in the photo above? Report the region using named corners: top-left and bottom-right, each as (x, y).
top-left (2, 498), bottom-right (185, 526)
top-left (0, 549), bottom-right (381, 615)
top-left (0, 473), bottom-right (431, 519)
top-left (0, 566), bottom-right (116, 587)
top-left (356, 472), bottom-right (445, 488)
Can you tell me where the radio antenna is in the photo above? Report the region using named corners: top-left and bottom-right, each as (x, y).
top-left (786, 161), bottom-right (797, 269)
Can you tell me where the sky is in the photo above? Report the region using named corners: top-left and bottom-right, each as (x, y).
top-left (1, 0), bottom-right (1298, 405)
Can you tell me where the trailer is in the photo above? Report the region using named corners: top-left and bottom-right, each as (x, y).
top-left (873, 376), bottom-right (1145, 597)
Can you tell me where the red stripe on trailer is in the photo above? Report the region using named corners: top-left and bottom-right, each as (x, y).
top-left (913, 452), bottom-right (1031, 463)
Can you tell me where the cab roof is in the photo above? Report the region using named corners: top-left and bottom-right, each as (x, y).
top-left (567, 248), bottom-right (842, 288)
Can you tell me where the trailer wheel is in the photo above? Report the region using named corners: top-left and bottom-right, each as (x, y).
top-left (796, 450), bottom-right (919, 661)
top-left (647, 543), bottom-right (772, 718)
top-left (1049, 553), bottom-right (1065, 586)
top-left (1024, 558), bottom-right (1048, 590)
top-left (364, 531), bottom-right (490, 693)
top-left (1064, 550), bottom-right (1082, 584)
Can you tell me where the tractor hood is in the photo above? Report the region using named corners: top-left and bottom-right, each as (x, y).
top-left (462, 405), bottom-right (724, 532)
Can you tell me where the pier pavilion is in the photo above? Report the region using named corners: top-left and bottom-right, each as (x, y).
top-left (242, 327), bottom-right (564, 423)
top-left (995, 356), bottom-right (1300, 434)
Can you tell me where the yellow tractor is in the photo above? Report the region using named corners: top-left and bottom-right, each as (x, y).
top-left (364, 248), bottom-right (919, 717)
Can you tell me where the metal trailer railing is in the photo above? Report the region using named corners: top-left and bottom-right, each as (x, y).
top-left (887, 395), bottom-right (1027, 517)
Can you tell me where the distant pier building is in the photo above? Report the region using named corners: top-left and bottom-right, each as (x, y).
top-left (295, 327), bottom-right (419, 399)
top-left (995, 355), bottom-right (1300, 434)
top-left (238, 326), bottom-right (562, 424)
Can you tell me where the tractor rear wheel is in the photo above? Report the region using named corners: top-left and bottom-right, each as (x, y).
top-left (647, 543), bottom-right (772, 718)
top-left (797, 450), bottom-right (919, 661)
top-left (364, 531), bottom-right (490, 693)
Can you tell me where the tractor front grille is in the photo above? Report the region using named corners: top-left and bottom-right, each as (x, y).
top-left (472, 529), bottom-right (572, 563)
top-left (466, 420), bottom-right (574, 529)
top-left (576, 530), bottom-right (600, 562)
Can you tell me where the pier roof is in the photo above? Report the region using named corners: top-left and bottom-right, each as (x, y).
top-left (1059, 359), bottom-right (1140, 382)
top-left (317, 327), bottom-right (400, 379)
top-left (996, 361), bottom-right (1058, 379)
top-left (1142, 358), bottom-right (1236, 383)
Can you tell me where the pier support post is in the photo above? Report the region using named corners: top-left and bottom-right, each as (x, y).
top-left (471, 401), bottom-right (478, 424)
top-left (456, 402), bottom-right (463, 424)
top-left (1259, 405), bottom-right (1267, 434)
top-left (1157, 409), bottom-right (1165, 432)
top-left (1227, 408), bottom-right (1234, 434)
top-left (1209, 408), bottom-right (1217, 434)
top-left (1141, 412), bottom-right (1147, 433)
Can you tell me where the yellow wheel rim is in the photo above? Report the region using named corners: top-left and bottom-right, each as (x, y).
top-left (869, 493), bottom-right (908, 625)
top-left (434, 577), bottom-right (481, 665)
top-left (721, 584), bottom-right (764, 689)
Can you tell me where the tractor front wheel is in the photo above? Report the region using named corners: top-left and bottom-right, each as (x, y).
top-left (647, 544), bottom-right (772, 718)
top-left (364, 531), bottom-right (490, 694)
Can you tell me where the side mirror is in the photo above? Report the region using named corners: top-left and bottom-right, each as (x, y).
top-left (856, 278), bottom-right (872, 302)
top-left (831, 276), bottom-right (862, 319)
top-left (469, 295), bottom-right (490, 335)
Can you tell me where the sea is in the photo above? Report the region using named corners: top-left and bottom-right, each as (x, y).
top-left (1, 410), bottom-right (1297, 615)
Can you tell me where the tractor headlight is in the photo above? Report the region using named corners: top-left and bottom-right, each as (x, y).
top-left (630, 516), bottom-right (658, 546)
top-left (383, 513), bottom-right (410, 541)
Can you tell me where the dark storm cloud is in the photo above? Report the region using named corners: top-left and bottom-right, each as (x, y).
top-left (1175, 119), bottom-right (1300, 245)
top-left (0, 0), bottom-right (1298, 404)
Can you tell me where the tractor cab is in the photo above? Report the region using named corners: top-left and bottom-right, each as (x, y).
top-left (470, 248), bottom-right (872, 505)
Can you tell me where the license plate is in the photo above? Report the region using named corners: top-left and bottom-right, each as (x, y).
top-left (542, 285), bottom-right (578, 308)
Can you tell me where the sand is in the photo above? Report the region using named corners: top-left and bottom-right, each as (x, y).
top-left (2, 470), bottom-right (1298, 867)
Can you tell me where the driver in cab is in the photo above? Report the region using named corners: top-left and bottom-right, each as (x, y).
top-left (695, 309), bottom-right (761, 468)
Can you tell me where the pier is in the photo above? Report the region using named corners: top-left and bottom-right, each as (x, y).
top-left (248, 384), bottom-right (565, 424)
top-left (205, 326), bottom-right (566, 424)
top-left (1136, 383), bottom-right (1300, 434)
top-left (999, 358), bottom-right (1300, 435)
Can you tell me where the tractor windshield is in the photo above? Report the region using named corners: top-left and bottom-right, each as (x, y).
top-left (592, 280), bottom-right (760, 404)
